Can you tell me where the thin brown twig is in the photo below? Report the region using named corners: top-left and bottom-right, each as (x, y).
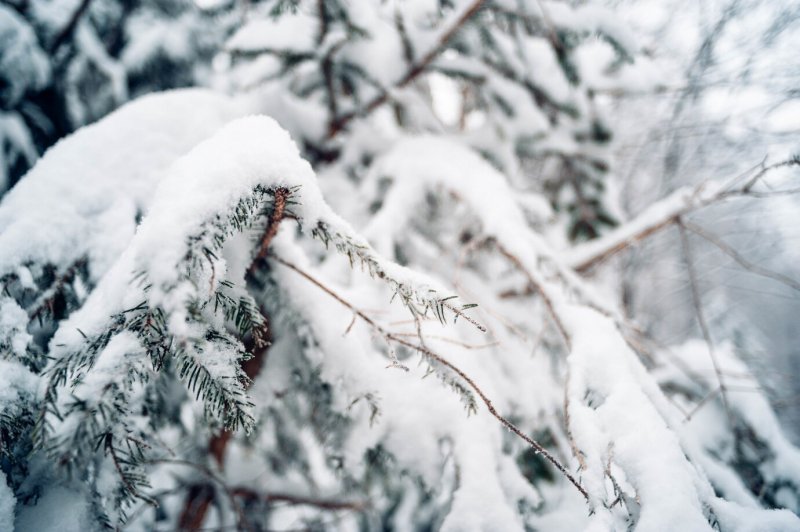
top-left (684, 387), bottom-right (721, 422)
top-left (563, 368), bottom-right (587, 471)
top-left (390, 332), bottom-right (499, 350)
top-left (453, 235), bottom-right (530, 342)
top-left (684, 221), bottom-right (800, 292)
top-left (495, 242), bottom-right (572, 351)
top-left (678, 219), bottom-right (735, 429)
top-left (271, 254), bottom-right (589, 502)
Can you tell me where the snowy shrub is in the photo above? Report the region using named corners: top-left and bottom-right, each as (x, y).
top-left (1, 1), bottom-right (799, 531)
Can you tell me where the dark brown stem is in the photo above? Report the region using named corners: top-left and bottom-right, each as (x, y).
top-left (247, 187), bottom-right (290, 275)
top-left (180, 187), bottom-right (288, 531)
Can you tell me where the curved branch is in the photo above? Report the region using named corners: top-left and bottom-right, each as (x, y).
top-left (271, 254), bottom-right (589, 502)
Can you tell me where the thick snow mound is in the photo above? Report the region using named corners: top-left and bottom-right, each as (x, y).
top-left (0, 89), bottom-right (247, 280)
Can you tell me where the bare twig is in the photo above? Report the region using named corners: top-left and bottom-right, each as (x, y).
top-left (684, 387), bottom-right (721, 422)
top-left (678, 219), bottom-right (735, 429)
top-left (563, 368), bottom-right (587, 471)
top-left (495, 243), bottom-right (572, 351)
top-left (684, 221), bottom-right (800, 292)
top-left (390, 332), bottom-right (499, 350)
top-left (271, 254), bottom-right (589, 501)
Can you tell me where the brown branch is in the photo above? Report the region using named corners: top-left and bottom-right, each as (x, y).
top-left (326, 0), bottom-right (488, 138)
top-left (271, 254), bottom-right (589, 502)
top-left (570, 157), bottom-right (800, 273)
top-left (573, 215), bottom-right (678, 273)
top-left (177, 484), bottom-right (216, 531)
top-left (495, 242), bottom-right (572, 351)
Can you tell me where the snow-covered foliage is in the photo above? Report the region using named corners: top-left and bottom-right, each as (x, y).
top-left (1, 1), bottom-right (799, 531)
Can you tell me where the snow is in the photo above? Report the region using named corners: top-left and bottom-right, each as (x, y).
top-left (767, 99), bottom-right (800, 134)
top-left (0, 298), bottom-right (32, 357)
top-left (103, 115), bottom-right (457, 339)
top-left (363, 136), bottom-right (538, 256)
top-left (268, 235), bottom-right (535, 532)
top-left (543, 1), bottom-right (640, 55)
top-left (711, 497), bottom-right (800, 532)
top-left (562, 306), bottom-right (712, 531)
top-left (15, 486), bottom-right (92, 532)
top-left (226, 11), bottom-right (317, 53)
top-left (122, 12), bottom-right (196, 71)
top-left (341, 2), bottom-right (405, 87)
top-left (0, 89), bottom-right (248, 281)
top-left (0, 359), bottom-right (38, 408)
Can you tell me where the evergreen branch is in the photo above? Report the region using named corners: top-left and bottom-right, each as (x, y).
top-left (175, 338), bottom-right (254, 432)
top-left (27, 258), bottom-right (88, 321)
top-left (311, 222), bottom-right (485, 332)
top-left (182, 185), bottom-right (289, 529)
